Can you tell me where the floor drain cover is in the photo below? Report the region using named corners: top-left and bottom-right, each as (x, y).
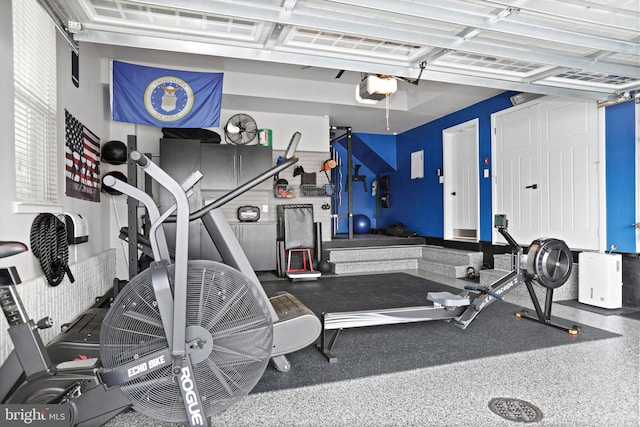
top-left (488, 398), bottom-right (544, 423)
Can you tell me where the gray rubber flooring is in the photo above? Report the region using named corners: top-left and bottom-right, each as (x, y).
top-left (105, 270), bottom-right (640, 427)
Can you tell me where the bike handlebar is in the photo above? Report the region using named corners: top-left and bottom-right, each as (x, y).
top-left (464, 285), bottom-right (505, 301)
top-left (130, 150), bottom-right (149, 167)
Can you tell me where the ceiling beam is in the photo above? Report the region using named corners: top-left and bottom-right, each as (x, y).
top-left (483, 0), bottom-right (640, 32)
top-left (125, 0), bottom-right (639, 78)
top-left (76, 28), bottom-right (618, 101)
top-left (328, 0), bottom-right (640, 56)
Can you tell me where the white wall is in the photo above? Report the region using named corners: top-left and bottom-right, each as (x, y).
top-left (105, 57), bottom-right (330, 278)
top-left (1, 8), bottom-right (115, 364)
top-left (0, 11), bottom-right (332, 360)
top-left (0, 34), bottom-right (112, 280)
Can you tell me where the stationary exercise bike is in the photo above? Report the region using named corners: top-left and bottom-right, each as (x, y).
top-left (1, 132), bottom-right (320, 426)
top-left (318, 214), bottom-right (579, 362)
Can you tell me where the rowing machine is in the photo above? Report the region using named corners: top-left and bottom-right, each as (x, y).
top-left (318, 214), bottom-right (579, 362)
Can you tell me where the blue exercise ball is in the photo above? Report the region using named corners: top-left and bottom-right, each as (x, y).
top-left (353, 214), bottom-right (371, 234)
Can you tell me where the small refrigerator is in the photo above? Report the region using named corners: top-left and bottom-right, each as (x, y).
top-left (578, 252), bottom-right (623, 309)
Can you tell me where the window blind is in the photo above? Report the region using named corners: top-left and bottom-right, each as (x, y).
top-left (13, 0), bottom-right (58, 203)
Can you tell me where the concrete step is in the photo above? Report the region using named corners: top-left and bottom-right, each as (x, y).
top-left (421, 246), bottom-right (483, 278)
top-left (327, 245), bottom-right (423, 263)
top-left (332, 258), bottom-right (418, 275)
top-left (479, 267), bottom-right (511, 286)
top-left (421, 245), bottom-right (483, 267)
top-left (494, 253), bottom-right (515, 271)
top-left (327, 244), bottom-right (484, 278)
top-left (327, 245), bottom-right (421, 274)
top-left (417, 259), bottom-right (471, 278)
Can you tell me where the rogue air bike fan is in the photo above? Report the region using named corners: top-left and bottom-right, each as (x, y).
top-left (98, 132), bottom-right (320, 425)
top-left (0, 132), bottom-right (319, 426)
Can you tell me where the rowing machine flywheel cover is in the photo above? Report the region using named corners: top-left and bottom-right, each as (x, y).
top-left (526, 238), bottom-right (572, 289)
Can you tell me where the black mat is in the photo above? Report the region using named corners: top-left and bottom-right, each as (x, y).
top-left (253, 273), bottom-right (619, 393)
top-left (557, 299), bottom-right (640, 316)
top-left (620, 310), bottom-right (640, 321)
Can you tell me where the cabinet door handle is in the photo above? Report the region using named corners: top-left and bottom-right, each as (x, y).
top-left (525, 184), bottom-right (538, 189)
top-left (233, 156), bottom-right (237, 178)
top-left (238, 155), bottom-right (243, 179)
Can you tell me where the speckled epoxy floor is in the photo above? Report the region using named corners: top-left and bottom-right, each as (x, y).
top-left (105, 270), bottom-right (640, 427)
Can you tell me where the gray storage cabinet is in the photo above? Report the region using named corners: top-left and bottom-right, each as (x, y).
top-left (200, 223), bottom-right (277, 271)
top-left (159, 138), bottom-right (275, 269)
top-left (200, 143), bottom-right (273, 190)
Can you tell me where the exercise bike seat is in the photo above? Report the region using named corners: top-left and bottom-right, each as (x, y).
top-left (426, 292), bottom-right (470, 307)
top-left (0, 241), bottom-right (27, 259)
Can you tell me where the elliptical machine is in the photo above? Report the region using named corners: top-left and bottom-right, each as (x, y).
top-left (1, 132), bottom-right (320, 426)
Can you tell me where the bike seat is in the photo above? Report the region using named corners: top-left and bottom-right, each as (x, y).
top-left (0, 241), bottom-right (28, 259)
top-left (427, 291), bottom-right (470, 307)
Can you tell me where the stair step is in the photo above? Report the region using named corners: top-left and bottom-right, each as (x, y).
top-left (422, 246), bottom-right (483, 266)
top-left (479, 268), bottom-right (511, 286)
top-left (332, 258), bottom-right (418, 274)
top-left (327, 244), bottom-right (484, 279)
top-left (494, 253), bottom-right (515, 271)
top-left (418, 259), bottom-right (470, 278)
top-left (327, 245), bottom-right (423, 263)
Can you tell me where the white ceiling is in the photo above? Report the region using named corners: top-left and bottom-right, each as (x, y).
top-left (44, 0), bottom-right (640, 134)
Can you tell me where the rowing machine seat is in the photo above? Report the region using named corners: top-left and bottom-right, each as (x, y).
top-left (426, 292), bottom-right (470, 307)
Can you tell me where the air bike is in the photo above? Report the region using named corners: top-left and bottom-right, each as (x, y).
top-left (0, 132), bottom-right (321, 426)
top-left (318, 214), bottom-right (579, 363)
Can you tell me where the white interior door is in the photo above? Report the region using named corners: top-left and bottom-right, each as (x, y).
top-left (492, 104), bottom-right (540, 245)
top-left (493, 97), bottom-right (600, 250)
top-left (443, 119), bottom-right (479, 241)
top-left (538, 98), bottom-right (599, 249)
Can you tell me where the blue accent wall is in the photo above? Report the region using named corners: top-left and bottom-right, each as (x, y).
top-left (382, 92), bottom-right (516, 240)
top-left (605, 101), bottom-right (636, 253)
top-left (333, 141), bottom-right (379, 232)
top-left (331, 95), bottom-right (636, 252)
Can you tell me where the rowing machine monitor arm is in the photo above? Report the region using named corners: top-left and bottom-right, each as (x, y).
top-left (494, 214), bottom-right (520, 252)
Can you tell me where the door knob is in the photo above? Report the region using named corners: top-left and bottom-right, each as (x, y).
top-left (451, 192), bottom-right (456, 196)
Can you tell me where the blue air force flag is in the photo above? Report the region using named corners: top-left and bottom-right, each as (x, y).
top-left (111, 60), bottom-right (223, 127)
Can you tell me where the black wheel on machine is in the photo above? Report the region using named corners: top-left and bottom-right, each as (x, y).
top-left (100, 260), bottom-right (273, 424)
top-left (526, 238), bottom-right (572, 289)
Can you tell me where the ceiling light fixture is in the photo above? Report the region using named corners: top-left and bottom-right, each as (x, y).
top-left (509, 92), bottom-right (545, 106)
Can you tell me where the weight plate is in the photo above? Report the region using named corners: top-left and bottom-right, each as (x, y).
top-left (526, 238), bottom-right (572, 289)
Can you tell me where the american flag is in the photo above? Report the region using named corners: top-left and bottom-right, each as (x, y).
top-left (65, 109), bottom-right (101, 201)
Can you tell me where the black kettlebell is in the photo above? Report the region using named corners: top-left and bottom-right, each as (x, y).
top-left (466, 266), bottom-right (476, 280)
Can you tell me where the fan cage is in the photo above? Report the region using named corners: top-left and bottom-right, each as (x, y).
top-left (225, 113), bottom-right (258, 145)
top-left (100, 260), bottom-right (273, 423)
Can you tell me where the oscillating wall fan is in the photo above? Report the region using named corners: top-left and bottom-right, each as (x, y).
top-left (224, 113), bottom-right (258, 145)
